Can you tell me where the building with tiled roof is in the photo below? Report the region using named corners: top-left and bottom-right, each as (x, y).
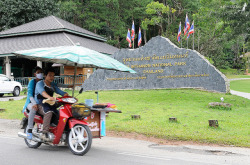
top-left (0, 15), bottom-right (118, 78)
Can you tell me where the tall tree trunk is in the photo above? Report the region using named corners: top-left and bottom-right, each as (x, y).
top-left (116, 36), bottom-right (120, 48)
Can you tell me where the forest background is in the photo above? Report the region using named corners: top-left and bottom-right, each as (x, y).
top-left (0, 0), bottom-right (249, 70)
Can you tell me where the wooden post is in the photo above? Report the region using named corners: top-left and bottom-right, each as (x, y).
top-left (169, 117), bottom-right (177, 122)
top-left (131, 115), bottom-right (140, 120)
top-left (209, 120), bottom-right (219, 128)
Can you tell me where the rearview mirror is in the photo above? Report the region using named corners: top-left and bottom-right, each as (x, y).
top-left (79, 88), bottom-right (84, 94)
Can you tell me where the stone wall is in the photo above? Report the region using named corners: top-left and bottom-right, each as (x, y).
top-left (83, 36), bottom-right (229, 93)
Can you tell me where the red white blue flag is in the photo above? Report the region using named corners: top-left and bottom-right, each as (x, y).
top-left (184, 14), bottom-right (190, 35)
top-left (131, 21), bottom-right (135, 41)
top-left (187, 21), bottom-right (194, 39)
top-left (126, 29), bottom-right (132, 48)
top-left (177, 22), bottom-right (181, 42)
top-left (138, 27), bottom-right (142, 46)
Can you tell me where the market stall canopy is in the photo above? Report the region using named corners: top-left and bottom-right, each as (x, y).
top-left (13, 46), bottom-right (136, 73)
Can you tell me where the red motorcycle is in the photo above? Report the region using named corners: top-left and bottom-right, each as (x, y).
top-left (18, 95), bottom-right (92, 156)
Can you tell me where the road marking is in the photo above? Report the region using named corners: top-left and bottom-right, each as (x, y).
top-left (118, 152), bottom-right (171, 161)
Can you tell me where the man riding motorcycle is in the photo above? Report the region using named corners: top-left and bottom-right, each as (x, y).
top-left (35, 67), bottom-right (68, 141)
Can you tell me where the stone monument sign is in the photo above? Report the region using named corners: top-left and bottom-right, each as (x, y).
top-left (83, 36), bottom-right (229, 93)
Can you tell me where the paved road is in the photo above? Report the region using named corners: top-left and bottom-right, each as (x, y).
top-left (0, 95), bottom-right (26, 101)
top-left (229, 78), bottom-right (250, 100)
top-left (0, 119), bottom-right (249, 165)
top-left (230, 90), bottom-right (250, 99)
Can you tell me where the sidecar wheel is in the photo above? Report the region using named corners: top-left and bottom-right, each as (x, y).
top-left (24, 124), bottom-right (42, 148)
top-left (67, 124), bottom-right (92, 156)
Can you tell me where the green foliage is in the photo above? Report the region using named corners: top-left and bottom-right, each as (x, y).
top-left (0, 0), bottom-right (59, 31)
top-left (142, 1), bottom-right (175, 36)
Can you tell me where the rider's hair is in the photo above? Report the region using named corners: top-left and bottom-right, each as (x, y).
top-left (44, 67), bottom-right (55, 76)
top-left (34, 66), bottom-right (43, 73)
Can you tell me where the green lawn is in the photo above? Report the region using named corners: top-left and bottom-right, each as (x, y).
top-left (0, 89), bottom-right (249, 147)
top-left (220, 68), bottom-right (250, 79)
top-left (230, 79), bottom-right (250, 93)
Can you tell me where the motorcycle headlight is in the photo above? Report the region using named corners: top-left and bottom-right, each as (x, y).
top-left (61, 97), bottom-right (77, 104)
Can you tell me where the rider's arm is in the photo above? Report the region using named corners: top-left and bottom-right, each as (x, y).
top-left (53, 82), bottom-right (67, 96)
top-left (29, 97), bottom-right (37, 105)
top-left (22, 79), bottom-right (35, 112)
top-left (28, 80), bottom-right (39, 105)
top-left (27, 79), bottom-right (35, 101)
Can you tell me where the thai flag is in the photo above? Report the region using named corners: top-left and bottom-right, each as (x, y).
top-left (131, 21), bottom-right (135, 41)
top-left (138, 27), bottom-right (142, 46)
top-left (177, 22), bottom-right (181, 42)
top-left (187, 21), bottom-right (194, 39)
top-left (126, 29), bottom-right (132, 48)
top-left (184, 14), bottom-right (190, 35)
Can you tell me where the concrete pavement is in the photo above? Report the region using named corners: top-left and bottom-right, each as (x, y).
top-left (0, 95), bottom-right (26, 101)
top-left (229, 78), bottom-right (250, 100)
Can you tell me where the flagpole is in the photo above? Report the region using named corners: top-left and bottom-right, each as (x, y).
top-left (181, 36), bottom-right (182, 48)
top-left (192, 33), bottom-right (194, 50)
top-left (187, 37), bottom-right (188, 49)
top-left (133, 40), bottom-right (134, 49)
top-left (193, 20), bottom-right (194, 50)
top-left (198, 29), bottom-right (199, 51)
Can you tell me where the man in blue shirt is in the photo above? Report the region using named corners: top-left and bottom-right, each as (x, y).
top-left (23, 66), bottom-right (44, 140)
top-left (35, 67), bottom-right (68, 140)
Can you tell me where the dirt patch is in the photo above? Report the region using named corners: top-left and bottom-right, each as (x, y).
top-left (106, 130), bottom-right (230, 147)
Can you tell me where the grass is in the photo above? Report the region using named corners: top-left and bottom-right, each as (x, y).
top-left (220, 68), bottom-right (250, 79)
top-left (230, 79), bottom-right (250, 93)
top-left (0, 89), bottom-right (249, 147)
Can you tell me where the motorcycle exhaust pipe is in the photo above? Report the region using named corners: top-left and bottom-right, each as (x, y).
top-left (18, 132), bottom-right (42, 142)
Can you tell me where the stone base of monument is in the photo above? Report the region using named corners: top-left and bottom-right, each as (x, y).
top-left (208, 102), bottom-right (232, 110)
top-left (169, 117), bottom-right (177, 122)
top-left (209, 120), bottom-right (219, 128)
top-left (131, 115), bottom-right (141, 120)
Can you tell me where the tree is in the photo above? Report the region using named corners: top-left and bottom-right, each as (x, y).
top-left (0, 0), bottom-right (59, 31)
top-left (57, 0), bottom-right (83, 27)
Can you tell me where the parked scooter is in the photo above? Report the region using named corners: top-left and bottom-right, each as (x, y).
top-left (18, 89), bottom-right (92, 156)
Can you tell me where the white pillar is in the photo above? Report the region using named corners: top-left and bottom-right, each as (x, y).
top-left (5, 57), bottom-right (11, 78)
top-left (37, 61), bottom-right (42, 68)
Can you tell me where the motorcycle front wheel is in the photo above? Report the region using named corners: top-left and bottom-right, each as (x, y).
top-left (24, 123), bottom-right (42, 148)
top-left (67, 124), bottom-right (92, 156)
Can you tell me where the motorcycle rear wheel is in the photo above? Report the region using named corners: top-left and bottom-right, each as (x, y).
top-left (67, 124), bottom-right (92, 156)
top-left (24, 124), bottom-right (42, 148)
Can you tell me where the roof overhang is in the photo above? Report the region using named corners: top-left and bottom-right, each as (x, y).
top-left (0, 28), bottom-right (107, 42)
